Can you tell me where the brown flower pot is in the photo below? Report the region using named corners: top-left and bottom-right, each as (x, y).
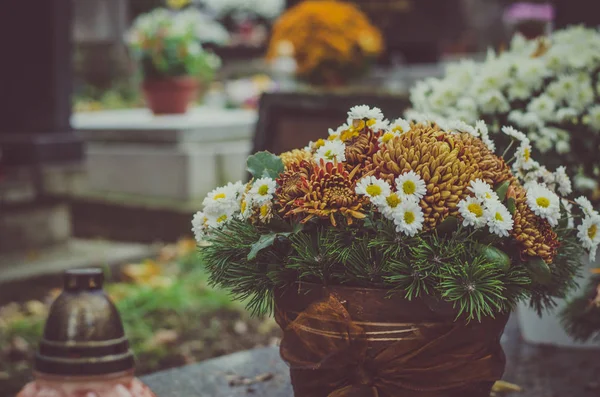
top-left (142, 76), bottom-right (199, 115)
top-left (275, 283), bottom-right (509, 397)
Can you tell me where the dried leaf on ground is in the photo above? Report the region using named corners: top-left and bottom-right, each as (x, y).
top-left (492, 380), bottom-right (522, 393)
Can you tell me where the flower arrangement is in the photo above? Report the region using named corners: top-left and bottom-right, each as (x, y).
top-left (126, 8), bottom-right (228, 80)
top-left (192, 105), bottom-right (595, 322)
top-left (266, 1), bottom-right (383, 85)
top-left (410, 26), bottom-right (600, 198)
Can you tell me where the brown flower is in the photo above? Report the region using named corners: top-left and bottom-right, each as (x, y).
top-left (284, 161), bottom-right (366, 226)
top-left (511, 186), bottom-right (559, 263)
top-left (275, 160), bottom-right (313, 214)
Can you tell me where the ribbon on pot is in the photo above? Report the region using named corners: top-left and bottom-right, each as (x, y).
top-left (275, 292), bottom-right (508, 397)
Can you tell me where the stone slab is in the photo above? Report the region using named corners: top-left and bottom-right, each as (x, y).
top-left (142, 315), bottom-right (600, 397)
top-left (0, 238), bottom-right (156, 302)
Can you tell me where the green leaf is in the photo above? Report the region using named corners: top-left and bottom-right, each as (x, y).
top-left (477, 245), bottom-right (511, 271)
top-left (507, 197), bottom-right (516, 215)
top-left (246, 151), bottom-right (285, 179)
top-left (436, 216), bottom-right (459, 235)
top-left (525, 258), bottom-right (552, 285)
top-left (248, 234), bottom-right (277, 261)
top-left (495, 181), bottom-right (510, 201)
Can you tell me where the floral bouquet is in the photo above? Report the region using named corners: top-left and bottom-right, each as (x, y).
top-left (126, 7), bottom-right (228, 80)
top-left (410, 26), bottom-right (600, 199)
top-left (266, 0), bottom-right (383, 86)
top-left (193, 105), bottom-right (594, 396)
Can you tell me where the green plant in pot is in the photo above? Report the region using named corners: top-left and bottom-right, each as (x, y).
top-left (192, 105), bottom-right (595, 396)
top-left (126, 7), bottom-right (228, 114)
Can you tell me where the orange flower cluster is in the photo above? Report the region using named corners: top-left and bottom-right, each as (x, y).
top-left (277, 120), bottom-right (560, 262)
top-left (266, 0), bottom-right (383, 83)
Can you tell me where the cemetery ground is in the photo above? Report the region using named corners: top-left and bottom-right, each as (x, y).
top-left (0, 239), bottom-right (281, 397)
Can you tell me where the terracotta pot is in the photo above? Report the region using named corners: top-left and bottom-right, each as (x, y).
top-left (142, 76), bottom-right (199, 115)
top-left (275, 283), bottom-right (509, 397)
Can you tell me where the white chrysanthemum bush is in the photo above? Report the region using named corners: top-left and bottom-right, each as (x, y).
top-left (410, 26), bottom-right (600, 199)
top-left (193, 105), bottom-right (595, 321)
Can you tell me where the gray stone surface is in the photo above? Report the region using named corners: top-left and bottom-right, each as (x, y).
top-left (72, 107), bottom-right (257, 201)
top-left (142, 315), bottom-right (600, 397)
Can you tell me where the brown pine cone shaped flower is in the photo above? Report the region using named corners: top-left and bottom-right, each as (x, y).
top-left (511, 186), bottom-right (559, 263)
top-left (275, 160), bottom-right (313, 214)
top-left (284, 161), bottom-right (366, 226)
top-left (280, 149), bottom-right (313, 168)
top-left (343, 126), bottom-right (381, 178)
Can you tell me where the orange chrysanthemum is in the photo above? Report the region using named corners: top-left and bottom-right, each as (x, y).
top-left (283, 161), bottom-right (366, 226)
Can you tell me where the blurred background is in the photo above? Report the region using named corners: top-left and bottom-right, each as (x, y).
top-left (0, 0), bottom-right (596, 396)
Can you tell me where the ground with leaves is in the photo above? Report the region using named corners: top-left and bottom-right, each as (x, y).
top-left (0, 240), bottom-right (281, 397)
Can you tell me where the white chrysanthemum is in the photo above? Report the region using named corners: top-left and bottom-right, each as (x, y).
top-left (475, 120), bottom-right (496, 152)
top-left (393, 200), bottom-right (425, 236)
top-left (468, 179), bottom-right (499, 202)
top-left (527, 94), bottom-right (556, 121)
top-left (191, 211), bottom-right (208, 243)
top-left (370, 119), bottom-right (390, 132)
top-left (514, 140), bottom-right (536, 171)
top-left (445, 119), bottom-right (478, 137)
top-left (327, 123), bottom-right (348, 140)
top-left (389, 118), bottom-right (411, 134)
top-left (507, 79), bottom-right (533, 101)
top-left (501, 126), bottom-right (528, 142)
top-left (585, 105), bottom-right (600, 132)
top-left (555, 107), bottom-right (580, 123)
top-left (485, 201), bottom-right (514, 237)
top-left (347, 105), bottom-right (383, 121)
top-left (258, 201), bottom-right (273, 224)
top-left (204, 205), bottom-right (237, 229)
top-left (248, 177), bottom-right (277, 204)
top-left (478, 90), bottom-right (510, 114)
top-left (574, 174), bottom-right (599, 192)
top-left (314, 140), bottom-right (346, 164)
top-left (395, 171), bottom-right (427, 200)
top-left (226, 181), bottom-right (246, 204)
top-left (554, 166), bottom-right (572, 196)
top-left (555, 140), bottom-right (571, 154)
top-left (356, 176), bottom-right (392, 199)
top-left (202, 184), bottom-right (241, 211)
top-left (577, 215), bottom-right (600, 261)
top-left (526, 182), bottom-right (561, 226)
top-left (373, 192), bottom-right (405, 219)
top-left (457, 196), bottom-right (487, 228)
top-left (575, 196), bottom-right (598, 217)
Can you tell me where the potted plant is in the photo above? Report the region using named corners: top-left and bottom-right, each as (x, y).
top-left (265, 1), bottom-right (383, 87)
top-left (192, 105), bottom-right (593, 395)
top-left (408, 25), bottom-right (600, 347)
top-left (126, 7), bottom-right (229, 114)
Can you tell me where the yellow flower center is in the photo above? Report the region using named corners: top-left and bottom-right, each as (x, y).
top-left (324, 150), bottom-right (335, 160)
top-left (353, 120), bottom-right (366, 130)
top-left (217, 214), bottom-right (228, 223)
top-left (404, 211), bottom-right (415, 224)
top-left (485, 192), bottom-right (492, 199)
top-left (524, 147), bottom-right (531, 162)
top-left (240, 200), bottom-right (247, 213)
top-left (495, 212), bottom-right (504, 222)
top-left (392, 126), bottom-right (405, 133)
top-left (340, 129), bottom-right (359, 142)
top-left (366, 119), bottom-right (377, 127)
top-left (386, 193), bottom-right (401, 208)
top-left (402, 180), bottom-right (416, 195)
top-left (214, 193), bottom-right (226, 200)
top-left (258, 185), bottom-right (269, 195)
top-left (314, 139), bottom-right (325, 149)
top-left (366, 184), bottom-right (382, 197)
top-left (381, 132), bottom-right (395, 143)
top-left (260, 204), bottom-right (269, 217)
top-left (536, 197), bottom-right (550, 208)
top-left (589, 224), bottom-right (597, 240)
top-left (328, 134), bottom-right (339, 141)
top-left (467, 202), bottom-right (484, 217)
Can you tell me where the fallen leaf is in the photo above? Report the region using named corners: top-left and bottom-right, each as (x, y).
top-left (492, 380), bottom-right (522, 393)
top-left (234, 320), bottom-right (249, 335)
top-left (149, 329), bottom-right (179, 346)
top-left (122, 260), bottom-right (163, 285)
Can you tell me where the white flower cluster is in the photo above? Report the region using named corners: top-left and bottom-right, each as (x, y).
top-left (191, 177), bottom-right (277, 243)
top-left (355, 171), bottom-right (426, 236)
top-left (575, 197), bottom-right (600, 261)
top-left (457, 180), bottom-right (513, 237)
top-left (410, 27), bottom-right (600, 192)
top-left (194, 0), bottom-right (285, 19)
top-left (126, 7), bottom-right (230, 47)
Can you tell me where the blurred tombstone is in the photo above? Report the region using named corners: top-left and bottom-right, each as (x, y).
top-left (251, 91), bottom-right (410, 155)
top-left (73, 0), bottom-right (131, 89)
top-left (0, 0), bottom-right (83, 253)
